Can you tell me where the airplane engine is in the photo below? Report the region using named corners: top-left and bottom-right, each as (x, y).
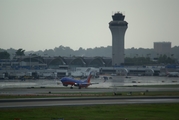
top-left (74, 83), bottom-right (79, 86)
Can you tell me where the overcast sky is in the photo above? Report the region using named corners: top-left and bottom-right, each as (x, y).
top-left (1, 0), bottom-right (179, 51)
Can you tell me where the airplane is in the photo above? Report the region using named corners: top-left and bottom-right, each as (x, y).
top-left (166, 71), bottom-right (179, 77)
top-left (60, 71), bottom-right (98, 89)
top-left (165, 69), bottom-right (179, 77)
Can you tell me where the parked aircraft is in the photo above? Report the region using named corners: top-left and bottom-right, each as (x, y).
top-left (166, 71), bottom-right (179, 77)
top-left (165, 69), bottom-right (179, 77)
top-left (60, 71), bottom-right (98, 89)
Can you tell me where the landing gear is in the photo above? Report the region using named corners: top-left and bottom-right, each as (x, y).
top-left (70, 85), bottom-right (73, 89)
top-left (78, 86), bottom-right (81, 89)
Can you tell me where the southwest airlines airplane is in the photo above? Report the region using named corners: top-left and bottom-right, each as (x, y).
top-left (60, 71), bottom-right (98, 89)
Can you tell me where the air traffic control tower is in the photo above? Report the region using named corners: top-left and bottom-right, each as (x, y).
top-left (109, 12), bottom-right (128, 66)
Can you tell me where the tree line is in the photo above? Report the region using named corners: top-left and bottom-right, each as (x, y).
top-left (0, 46), bottom-right (178, 65)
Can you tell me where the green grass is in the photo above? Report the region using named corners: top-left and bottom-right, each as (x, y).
top-left (0, 103), bottom-right (179, 120)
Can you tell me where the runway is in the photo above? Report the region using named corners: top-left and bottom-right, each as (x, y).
top-left (0, 76), bottom-right (179, 108)
top-left (0, 76), bottom-right (179, 95)
top-left (1, 76), bottom-right (179, 89)
top-left (0, 86), bottom-right (179, 95)
top-left (0, 97), bottom-right (179, 108)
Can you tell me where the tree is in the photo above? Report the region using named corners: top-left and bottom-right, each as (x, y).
top-left (15, 49), bottom-right (25, 56)
top-left (0, 51), bottom-right (10, 59)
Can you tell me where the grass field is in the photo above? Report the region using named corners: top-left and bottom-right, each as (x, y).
top-left (1, 87), bottom-right (179, 120)
top-left (0, 103), bottom-right (179, 120)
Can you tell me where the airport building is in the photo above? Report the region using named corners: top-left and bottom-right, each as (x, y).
top-left (0, 56), bottom-right (162, 79)
top-left (109, 12), bottom-right (128, 66)
top-left (0, 56), bottom-right (112, 70)
top-left (154, 42), bottom-right (171, 56)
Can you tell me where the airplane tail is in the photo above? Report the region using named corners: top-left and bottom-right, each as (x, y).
top-left (86, 71), bottom-right (93, 83)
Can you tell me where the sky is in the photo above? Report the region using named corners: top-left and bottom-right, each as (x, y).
top-left (1, 0), bottom-right (179, 51)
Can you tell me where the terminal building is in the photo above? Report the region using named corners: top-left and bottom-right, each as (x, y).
top-left (0, 56), bottom-right (162, 79)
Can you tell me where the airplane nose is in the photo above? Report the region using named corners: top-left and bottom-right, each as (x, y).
top-left (60, 78), bottom-right (65, 82)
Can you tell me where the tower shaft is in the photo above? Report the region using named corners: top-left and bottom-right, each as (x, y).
top-left (109, 12), bottom-right (128, 66)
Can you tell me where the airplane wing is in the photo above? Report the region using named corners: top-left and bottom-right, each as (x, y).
top-left (90, 82), bottom-right (99, 84)
top-left (79, 82), bottom-right (99, 85)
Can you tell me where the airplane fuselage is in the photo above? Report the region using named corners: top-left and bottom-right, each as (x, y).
top-left (61, 77), bottom-right (90, 88)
